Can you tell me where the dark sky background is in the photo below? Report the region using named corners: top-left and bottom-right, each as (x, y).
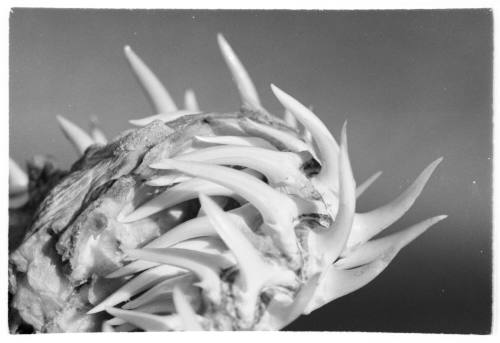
top-left (9, 9), bottom-right (492, 333)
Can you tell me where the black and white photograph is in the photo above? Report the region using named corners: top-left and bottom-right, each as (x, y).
top-left (6, 4), bottom-right (493, 336)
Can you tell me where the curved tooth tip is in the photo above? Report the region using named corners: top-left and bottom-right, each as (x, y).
top-left (125, 246), bottom-right (227, 304)
top-left (124, 247), bottom-right (230, 282)
top-left (270, 83), bottom-right (339, 187)
top-left (89, 265), bottom-right (180, 314)
top-left (338, 214), bottom-right (447, 270)
top-left (9, 158), bottom-right (28, 192)
top-left (341, 120), bottom-right (348, 146)
top-left (152, 159), bottom-right (293, 232)
top-left (89, 118), bottom-right (108, 145)
top-left (123, 44), bottom-right (177, 113)
top-left (199, 193), bottom-right (262, 288)
top-left (316, 120), bottom-right (356, 264)
top-left (184, 89), bottom-right (200, 112)
top-left (217, 33), bottom-right (261, 109)
top-left (348, 157), bottom-right (444, 247)
top-left (56, 115), bottom-right (94, 155)
top-left (123, 274), bottom-right (193, 310)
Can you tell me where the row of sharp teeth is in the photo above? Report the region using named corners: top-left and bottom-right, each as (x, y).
top-left (8, 33), bottom-right (447, 331)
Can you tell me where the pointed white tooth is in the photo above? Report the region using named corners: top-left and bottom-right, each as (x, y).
top-left (315, 123), bottom-right (356, 265)
top-left (240, 118), bottom-right (313, 154)
top-left (106, 307), bottom-right (174, 331)
top-left (125, 247), bottom-right (232, 304)
top-left (217, 33), bottom-right (261, 109)
top-left (307, 214), bottom-right (446, 314)
top-left (149, 204), bottom-right (258, 250)
top-left (9, 158), bottom-right (28, 195)
top-left (151, 160), bottom-right (295, 226)
top-left (265, 273), bottom-right (321, 330)
top-left (283, 110), bottom-right (299, 129)
top-left (184, 89), bottom-right (200, 112)
top-left (56, 115), bottom-right (94, 155)
top-left (337, 215), bottom-right (447, 269)
top-left (271, 84), bottom-right (339, 189)
top-left (174, 145), bottom-right (307, 185)
top-left (347, 157), bottom-right (443, 248)
top-left (122, 273), bottom-right (194, 310)
top-left (200, 193), bottom-right (297, 323)
top-left (88, 265), bottom-right (184, 314)
top-left (199, 194), bottom-right (262, 290)
top-left (173, 285), bottom-right (203, 331)
top-left (129, 110), bottom-right (200, 126)
top-left (151, 159), bottom-right (301, 257)
top-left (119, 178), bottom-right (238, 223)
top-left (124, 45), bottom-right (177, 113)
top-left (193, 135), bottom-right (277, 150)
top-left (356, 171), bottom-right (383, 198)
top-left (89, 116), bottom-right (108, 144)
top-left (107, 236), bottom-right (230, 278)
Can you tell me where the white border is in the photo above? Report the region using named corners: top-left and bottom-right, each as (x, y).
top-left (1, 1), bottom-right (497, 342)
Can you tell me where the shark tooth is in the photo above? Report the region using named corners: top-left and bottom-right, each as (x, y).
top-left (107, 237), bottom-right (228, 278)
top-left (184, 89), bottom-right (200, 112)
top-left (314, 122), bottom-right (356, 265)
top-left (347, 157), bottom-right (443, 248)
top-left (56, 115), bottom-right (94, 155)
top-left (89, 116), bottom-right (108, 145)
top-left (9, 158), bottom-right (28, 195)
top-left (336, 215), bottom-right (447, 269)
top-left (151, 159), bottom-right (301, 258)
top-left (125, 247), bottom-right (233, 304)
top-left (174, 145), bottom-right (308, 185)
top-left (200, 194), bottom-right (297, 323)
top-left (88, 265), bottom-right (184, 314)
top-left (124, 45), bottom-right (177, 113)
top-left (119, 177), bottom-right (239, 223)
top-left (122, 273), bottom-right (194, 310)
top-left (240, 118), bottom-right (312, 154)
top-left (271, 84), bottom-right (340, 190)
top-left (217, 33), bottom-right (261, 110)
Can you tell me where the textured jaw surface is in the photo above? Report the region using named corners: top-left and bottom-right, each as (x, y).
top-left (8, 33), bottom-right (446, 333)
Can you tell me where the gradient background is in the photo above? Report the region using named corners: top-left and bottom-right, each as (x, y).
top-left (9, 9), bottom-right (492, 333)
